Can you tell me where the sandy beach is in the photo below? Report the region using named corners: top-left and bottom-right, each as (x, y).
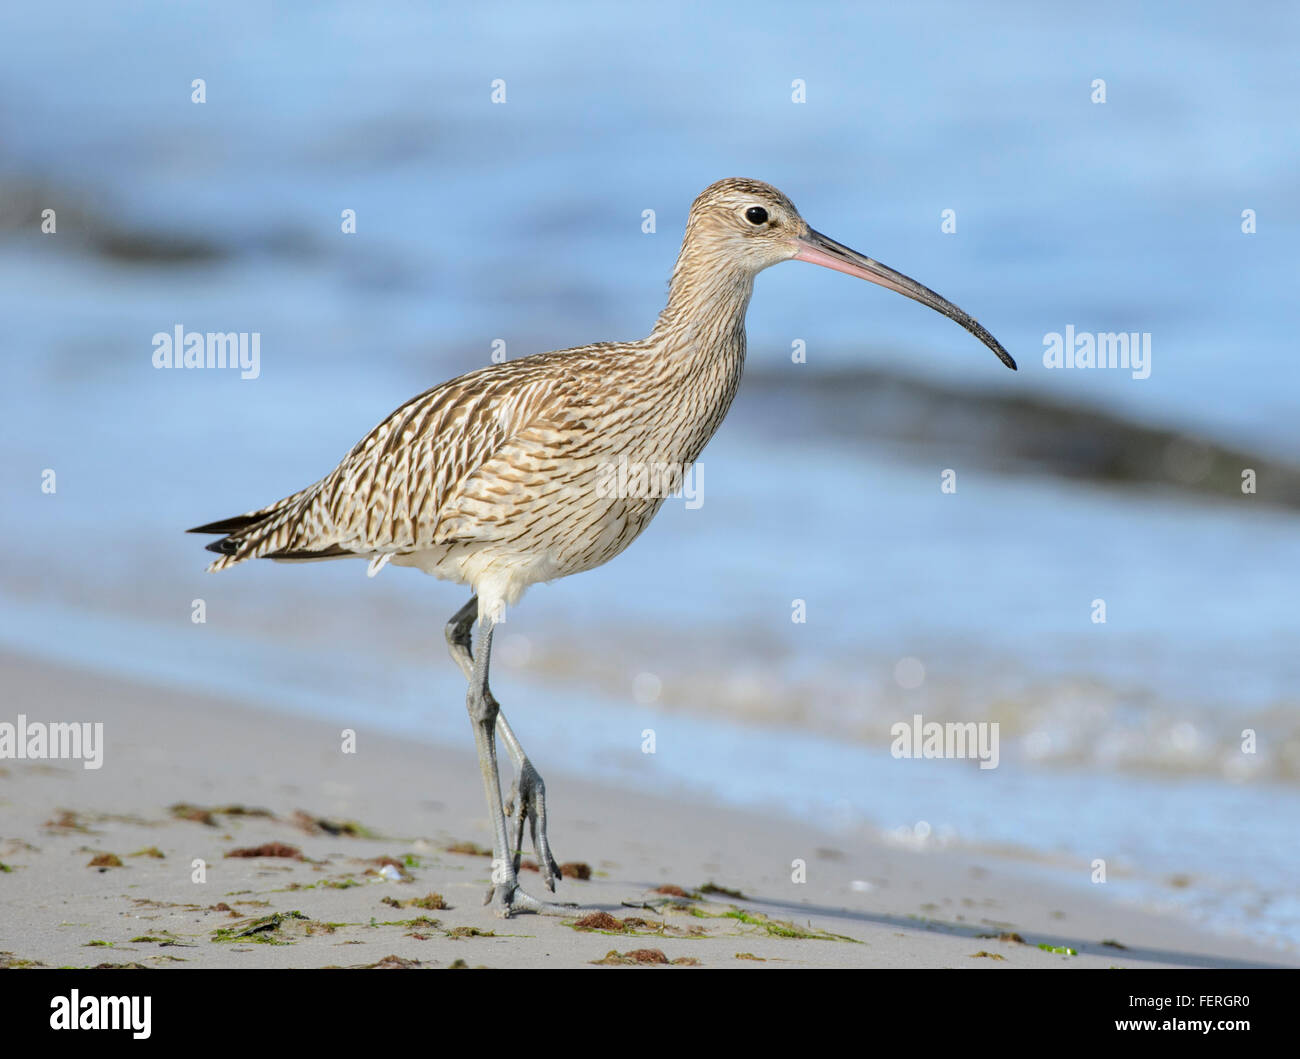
top-left (0, 648), bottom-right (1288, 970)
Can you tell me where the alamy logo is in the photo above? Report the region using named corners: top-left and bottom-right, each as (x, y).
top-left (595, 456), bottom-right (704, 509)
top-left (1042, 325), bottom-right (1151, 379)
top-left (0, 715), bottom-right (104, 769)
top-left (50, 990), bottom-right (151, 1039)
top-left (151, 325), bottom-right (261, 379)
top-left (890, 713), bottom-right (999, 770)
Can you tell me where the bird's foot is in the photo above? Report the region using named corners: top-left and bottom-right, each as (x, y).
top-left (482, 879), bottom-right (579, 918)
top-left (504, 759), bottom-right (562, 892)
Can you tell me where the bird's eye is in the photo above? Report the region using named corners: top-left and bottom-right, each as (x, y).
top-left (745, 206), bottom-right (769, 225)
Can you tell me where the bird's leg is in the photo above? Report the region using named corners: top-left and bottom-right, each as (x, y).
top-left (444, 596), bottom-right (479, 681)
top-left (449, 599), bottom-right (573, 917)
top-left (494, 712), bottom-right (562, 891)
top-left (445, 597), bottom-right (562, 891)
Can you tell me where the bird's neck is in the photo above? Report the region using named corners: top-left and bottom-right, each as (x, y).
top-left (632, 255), bottom-right (756, 464)
top-left (648, 255), bottom-right (755, 374)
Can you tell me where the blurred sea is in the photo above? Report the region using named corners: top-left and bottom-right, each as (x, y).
top-left (0, 2), bottom-right (1297, 949)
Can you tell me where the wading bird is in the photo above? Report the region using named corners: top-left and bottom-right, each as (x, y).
top-left (190, 178), bottom-right (1015, 916)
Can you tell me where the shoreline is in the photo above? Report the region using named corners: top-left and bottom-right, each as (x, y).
top-left (0, 649), bottom-right (1290, 969)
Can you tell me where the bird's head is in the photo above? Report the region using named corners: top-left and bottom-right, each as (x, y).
top-left (682, 177), bottom-right (1016, 370)
top-left (683, 177), bottom-right (806, 273)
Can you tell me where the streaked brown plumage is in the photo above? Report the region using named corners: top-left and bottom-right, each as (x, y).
top-left (190, 178), bottom-right (1015, 915)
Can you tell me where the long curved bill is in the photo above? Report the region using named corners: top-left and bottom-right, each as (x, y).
top-left (794, 228), bottom-right (1017, 370)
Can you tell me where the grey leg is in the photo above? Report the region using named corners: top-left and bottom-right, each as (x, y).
top-left (445, 597), bottom-right (563, 889)
top-left (445, 597), bottom-right (572, 916)
top-left (444, 596), bottom-right (479, 681)
top-left (494, 713), bottom-right (562, 891)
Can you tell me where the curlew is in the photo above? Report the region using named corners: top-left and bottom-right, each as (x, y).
top-left (189, 178), bottom-right (1015, 916)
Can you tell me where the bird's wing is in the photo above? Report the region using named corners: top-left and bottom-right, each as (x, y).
top-left (199, 356), bottom-right (587, 570)
top-left (308, 367), bottom-right (575, 551)
top-left (430, 371), bottom-right (595, 548)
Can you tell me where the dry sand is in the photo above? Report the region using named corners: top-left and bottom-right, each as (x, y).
top-left (0, 649), bottom-right (1289, 969)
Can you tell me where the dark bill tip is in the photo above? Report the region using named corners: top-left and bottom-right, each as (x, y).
top-left (794, 229), bottom-right (1017, 371)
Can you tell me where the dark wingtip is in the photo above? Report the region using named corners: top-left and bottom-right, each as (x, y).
top-left (204, 538), bottom-right (238, 555)
top-left (188, 515), bottom-right (256, 535)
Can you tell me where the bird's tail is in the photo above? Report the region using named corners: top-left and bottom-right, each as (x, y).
top-left (187, 484), bottom-right (353, 571)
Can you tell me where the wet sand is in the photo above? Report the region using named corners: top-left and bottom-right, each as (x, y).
top-left (0, 649), bottom-right (1288, 969)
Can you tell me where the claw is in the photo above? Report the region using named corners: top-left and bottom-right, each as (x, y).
top-left (507, 760), bottom-right (562, 891)
top-left (485, 880), bottom-right (580, 918)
